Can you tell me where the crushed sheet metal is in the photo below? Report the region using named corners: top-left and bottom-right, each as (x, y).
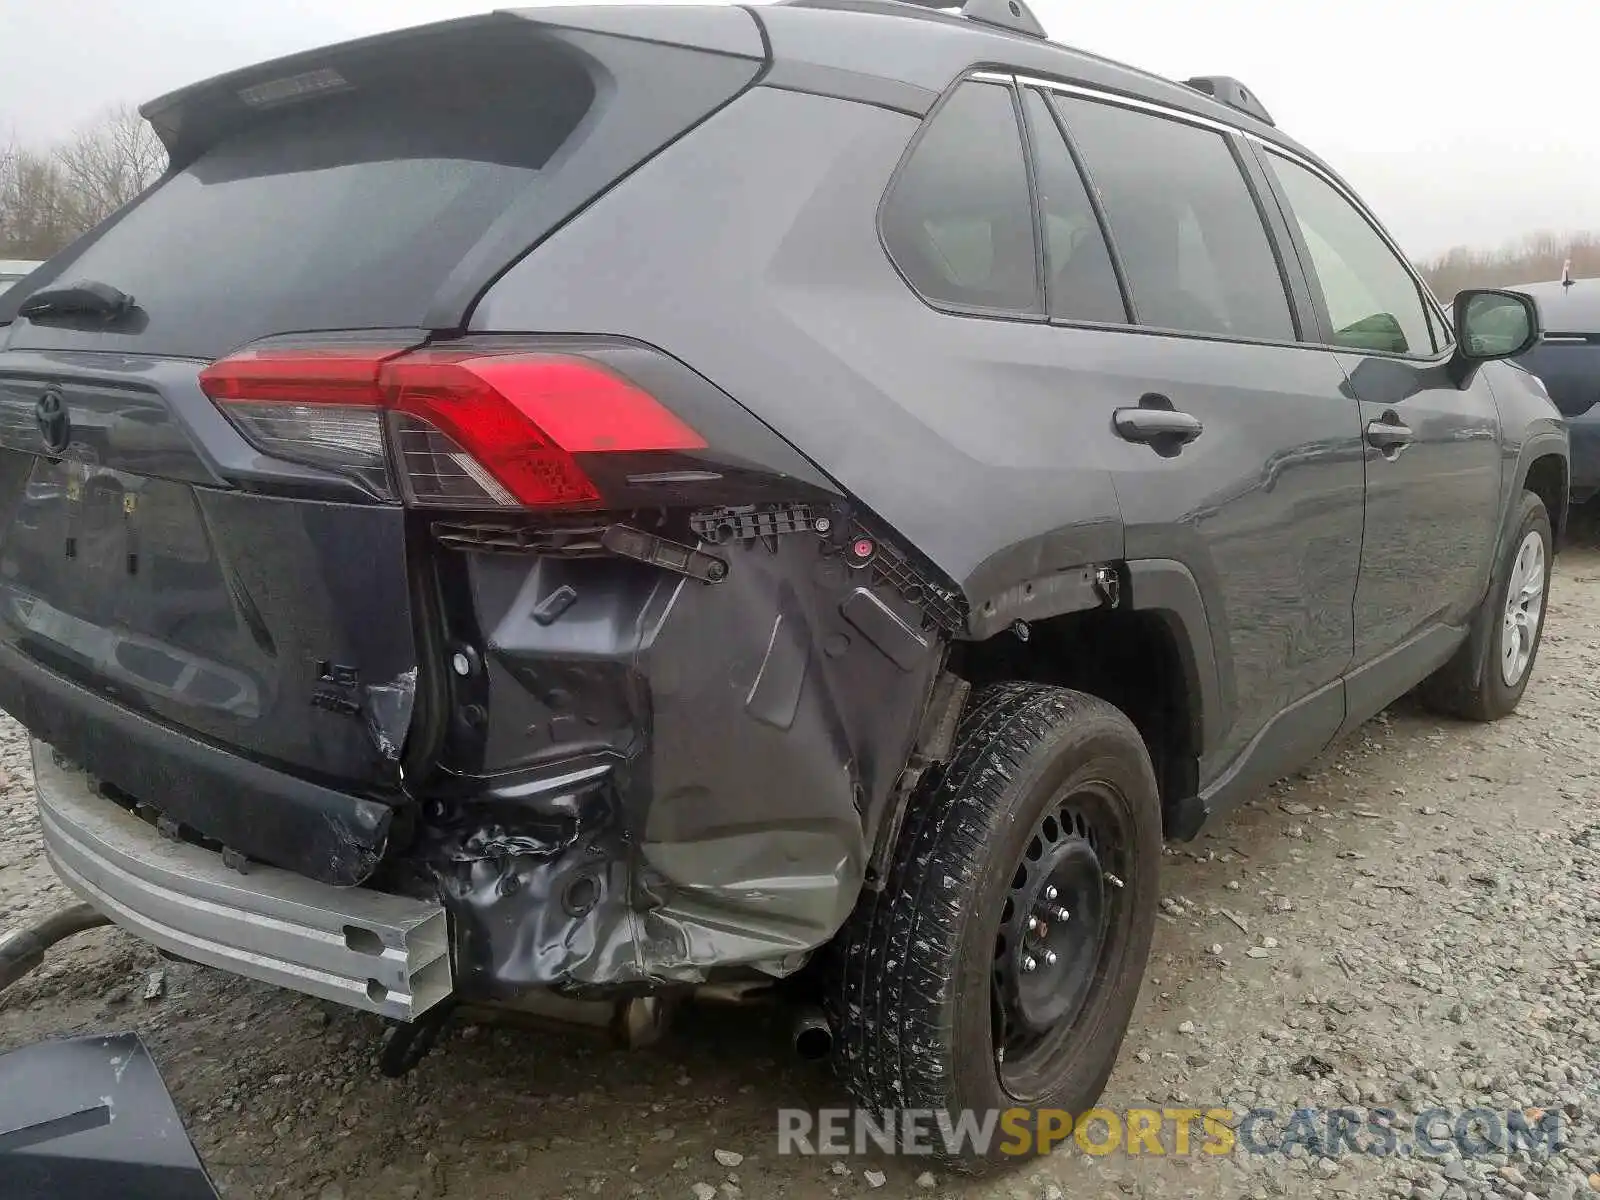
top-left (404, 520), bottom-right (945, 991)
top-left (364, 666), bottom-right (417, 763)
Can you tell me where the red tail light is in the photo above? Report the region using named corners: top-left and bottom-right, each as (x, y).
top-left (199, 345), bottom-right (706, 508)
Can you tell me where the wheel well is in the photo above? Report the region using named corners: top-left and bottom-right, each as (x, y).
top-left (948, 609), bottom-right (1199, 830)
top-left (1524, 454), bottom-right (1568, 546)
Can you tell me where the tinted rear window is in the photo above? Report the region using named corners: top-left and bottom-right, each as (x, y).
top-left (6, 35), bottom-right (599, 359)
top-left (28, 40), bottom-right (595, 360)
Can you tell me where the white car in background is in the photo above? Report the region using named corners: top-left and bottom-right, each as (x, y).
top-left (0, 261), bottom-right (43, 296)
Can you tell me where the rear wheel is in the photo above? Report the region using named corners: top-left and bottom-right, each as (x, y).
top-left (1421, 490), bottom-right (1553, 721)
top-left (826, 683), bottom-right (1161, 1159)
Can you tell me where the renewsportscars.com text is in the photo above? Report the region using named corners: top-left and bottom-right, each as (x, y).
top-left (777, 1105), bottom-right (1567, 1159)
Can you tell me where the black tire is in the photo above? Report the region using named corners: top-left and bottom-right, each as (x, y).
top-left (825, 683), bottom-right (1161, 1160)
top-left (1421, 490), bottom-right (1553, 721)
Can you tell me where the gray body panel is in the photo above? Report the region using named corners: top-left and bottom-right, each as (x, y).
top-left (1339, 352), bottom-right (1503, 663)
top-left (1097, 339), bottom-right (1363, 778)
top-left (474, 87), bottom-right (1127, 608)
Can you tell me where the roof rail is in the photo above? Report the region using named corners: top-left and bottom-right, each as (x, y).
top-left (1182, 75), bottom-right (1274, 126)
top-left (781, 0), bottom-right (1049, 40)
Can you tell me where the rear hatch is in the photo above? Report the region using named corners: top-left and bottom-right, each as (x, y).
top-left (0, 12), bottom-right (764, 875)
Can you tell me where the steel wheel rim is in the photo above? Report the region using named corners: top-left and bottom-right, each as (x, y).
top-left (990, 779), bottom-right (1129, 1098)
top-left (1500, 529), bottom-right (1546, 687)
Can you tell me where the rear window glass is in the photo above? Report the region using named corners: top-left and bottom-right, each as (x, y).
top-left (12, 37), bottom-right (595, 358)
top-left (881, 82), bottom-right (1042, 315)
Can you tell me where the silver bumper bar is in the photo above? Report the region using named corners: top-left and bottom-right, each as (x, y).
top-left (32, 741), bottom-right (452, 1020)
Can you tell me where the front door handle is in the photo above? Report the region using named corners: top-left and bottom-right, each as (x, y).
top-left (1113, 396), bottom-right (1204, 454)
top-left (1365, 413), bottom-right (1413, 455)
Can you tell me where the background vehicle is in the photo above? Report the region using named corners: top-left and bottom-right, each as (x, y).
top-left (0, 261), bottom-right (43, 297)
top-left (0, 0), bottom-right (1567, 1157)
top-left (1504, 274), bottom-right (1600, 505)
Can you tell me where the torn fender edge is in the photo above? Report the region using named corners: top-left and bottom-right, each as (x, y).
top-left (401, 515), bottom-right (947, 992)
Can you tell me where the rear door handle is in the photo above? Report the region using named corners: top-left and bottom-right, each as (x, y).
top-left (1113, 401), bottom-right (1204, 449)
top-left (1365, 413), bottom-right (1413, 455)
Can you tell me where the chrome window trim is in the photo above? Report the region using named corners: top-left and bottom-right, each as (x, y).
top-left (997, 71), bottom-right (1455, 342)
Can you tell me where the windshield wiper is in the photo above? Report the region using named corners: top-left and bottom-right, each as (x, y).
top-left (18, 279), bottom-right (138, 321)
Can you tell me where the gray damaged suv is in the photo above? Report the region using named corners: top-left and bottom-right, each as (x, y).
top-left (0, 0), bottom-right (1568, 1153)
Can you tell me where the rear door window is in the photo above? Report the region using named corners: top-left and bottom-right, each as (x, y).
top-left (1020, 89), bottom-right (1127, 325)
top-left (1052, 96), bottom-right (1295, 342)
top-left (881, 82), bottom-right (1042, 315)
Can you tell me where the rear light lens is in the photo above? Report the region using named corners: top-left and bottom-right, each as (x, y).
top-left (227, 404), bottom-right (388, 489)
top-left (199, 345), bottom-right (706, 508)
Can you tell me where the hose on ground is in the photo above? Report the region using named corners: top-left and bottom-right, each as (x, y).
top-left (0, 902), bottom-right (111, 993)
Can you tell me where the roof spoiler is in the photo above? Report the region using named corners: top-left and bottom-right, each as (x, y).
top-left (140, 7), bottom-right (765, 168)
top-left (140, 13), bottom-right (521, 167)
top-left (1182, 75), bottom-right (1274, 126)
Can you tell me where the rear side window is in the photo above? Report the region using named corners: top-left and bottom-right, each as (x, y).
top-left (1266, 152), bottom-right (1435, 356)
top-left (1020, 90), bottom-right (1127, 325)
top-left (881, 82), bottom-right (1041, 315)
top-left (1053, 96), bottom-right (1295, 342)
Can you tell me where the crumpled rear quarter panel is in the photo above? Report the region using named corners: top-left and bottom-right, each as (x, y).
top-left (408, 525), bottom-right (944, 994)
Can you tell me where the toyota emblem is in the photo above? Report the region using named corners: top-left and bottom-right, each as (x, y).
top-left (35, 387), bottom-right (69, 455)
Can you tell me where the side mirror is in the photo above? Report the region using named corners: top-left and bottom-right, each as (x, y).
top-left (1449, 289), bottom-right (1540, 386)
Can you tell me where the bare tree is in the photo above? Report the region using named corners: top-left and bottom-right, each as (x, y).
top-left (1416, 231), bottom-right (1600, 299)
top-left (0, 143), bottom-right (78, 259)
top-left (52, 105), bottom-right (166, 230)
top-left (0, 107), bottom-right (167, 260)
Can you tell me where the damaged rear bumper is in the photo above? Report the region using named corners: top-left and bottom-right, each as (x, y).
top-left (18, 502), bottom-right (955, 1009)
top-left (33, 741), bottom-right (452, 1020)
top-left (0, 640), bottom-right (396, 887)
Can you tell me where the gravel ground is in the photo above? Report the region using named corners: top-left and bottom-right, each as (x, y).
top-left (3, 530), bottom-right (1599, 1200)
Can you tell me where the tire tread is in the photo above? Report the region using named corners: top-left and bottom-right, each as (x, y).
top-left (826, 682), bottom-right (1149, 1119)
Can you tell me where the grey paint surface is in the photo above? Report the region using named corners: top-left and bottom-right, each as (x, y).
top-left (1338, 352), bottom-right (1503, 662)
top-left (475, 87), bottom-right (1126, 608)
top-left (1099, 335), bottom-right (1363, 777)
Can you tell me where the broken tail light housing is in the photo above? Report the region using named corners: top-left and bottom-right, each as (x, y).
top-left (200, 344), bottom-right (707, 509)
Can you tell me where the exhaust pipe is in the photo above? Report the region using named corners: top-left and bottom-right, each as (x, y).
top-left (792, 1006), bottom-right (834, 1061)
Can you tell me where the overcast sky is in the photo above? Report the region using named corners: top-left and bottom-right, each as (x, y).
top-left (2, 0), bottom-right (1593, 257)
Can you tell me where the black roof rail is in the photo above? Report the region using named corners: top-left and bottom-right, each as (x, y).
top-left (1182, 75), bottom-right (1274, 126)
top-left (781, 0), bottom-right (1048, 40)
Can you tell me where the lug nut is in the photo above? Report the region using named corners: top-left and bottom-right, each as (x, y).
top-left (1104, 873), bottom-right (1125, 889)
top-left (1043, 885), bottom-right (1058, 901)
top-left (1042, 950), bottom-right (1058, 966)
top-left (1053, 906), bottom-right (1071, 922)
top-left (1021, 955), bottom-right (1037, 973)
top-left (450, 652), bottom-right (471, 677)
top-left (1027, 916), bottom-right (1042, 934)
